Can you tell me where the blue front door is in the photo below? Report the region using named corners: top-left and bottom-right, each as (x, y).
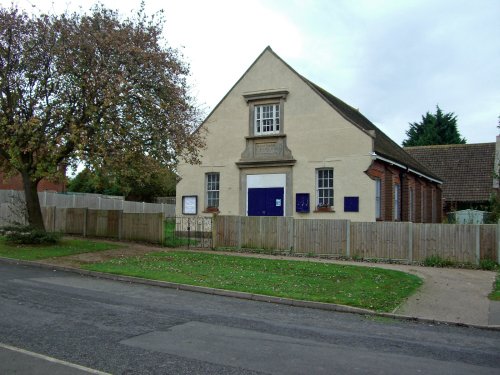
top-left (248, 187), bottom-right (284, 216)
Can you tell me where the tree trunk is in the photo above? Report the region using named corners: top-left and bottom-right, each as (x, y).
top-left (21, 172), bottom-right (45, 230)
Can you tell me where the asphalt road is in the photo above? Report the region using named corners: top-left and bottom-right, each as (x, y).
top-left (1, 263), bottom-right (499, 375)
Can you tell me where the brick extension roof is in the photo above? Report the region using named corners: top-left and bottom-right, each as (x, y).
top-left (404, 143), bottom-right (496, 202)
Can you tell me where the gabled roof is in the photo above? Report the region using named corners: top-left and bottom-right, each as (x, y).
top-left (405, 143), bottom-right (495, 202)
top-left (302, 80), bottom-right (440, 181)
top-left (199, 46), bottom-right (441, 182)
top-left (260, 47), bottom-right (440, 181)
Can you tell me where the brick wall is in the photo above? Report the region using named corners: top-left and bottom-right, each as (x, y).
top-left (414, 179), bottom-right (422, 223)
top-left (0, 172), bottom-right (65, 192)
top-left (367, 160), bottom-right (442, 223)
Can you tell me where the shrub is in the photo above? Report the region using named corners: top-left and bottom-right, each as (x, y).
top-left (479, 259), bottom-right (499, 271)
top-left (0, 225), bottom-right (61, 245)
top-left (423, 254), bottom-right (455, 268)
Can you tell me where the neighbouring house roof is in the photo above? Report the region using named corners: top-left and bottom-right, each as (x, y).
top-left (404, 143), bottom-right (495, 203)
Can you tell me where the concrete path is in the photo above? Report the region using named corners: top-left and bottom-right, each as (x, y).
top-left (390, 266), bottom-right (496, 325)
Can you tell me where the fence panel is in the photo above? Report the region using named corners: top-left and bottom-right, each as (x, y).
top-left (215, 215), bottom-right (239, 248)
top-left (85, 209), bottom-right (120, 238)
top-left (412, 224), bottom-right (477, 263)
top-left (64, 208), bottom-right (86, 235)
top-left (278, 217), bottom-right (294, 251)
top-left (54, 208), bottom-right (67, 232)
top-left (163, 204), bottom-right (176, 217)
top-left (41, 206), bottom-right (55, 231)
top-left (2, 189), bottom-right (175, 219)
top-left (480, 224), bottom-right (496, 261)
top-left (212, 216), bottom-right (498, 263)
top-left (350, 222), bottom-right (408, 261)
top-left (293, 219), bottom-right (347, 256)
top-left (122, 213), bottom-right (164, 244)
top-left (0, 202), bottom-right (27, 226)
top-left (239, 216), bottom-right (257, 248)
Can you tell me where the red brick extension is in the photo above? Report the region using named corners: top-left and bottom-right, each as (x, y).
top-left (366, 160), bottom-right (442, 223)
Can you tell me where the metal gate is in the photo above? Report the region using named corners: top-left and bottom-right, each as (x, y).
top-left (164, 216), bottom-right (213, 248)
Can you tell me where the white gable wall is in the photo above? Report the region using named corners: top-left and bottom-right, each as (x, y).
top-left (176, 49), bottom-right (376, 221)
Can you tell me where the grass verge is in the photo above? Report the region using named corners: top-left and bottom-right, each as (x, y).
top-left (83, 251), bottom-right (422, 312)
top-left (490, 272), bottom-right (500, 301)
top-left (0, 236), bottom-right (121, 260)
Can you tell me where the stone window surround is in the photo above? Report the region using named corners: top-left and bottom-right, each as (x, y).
top-left (243, 90), bottom-right (288, 137)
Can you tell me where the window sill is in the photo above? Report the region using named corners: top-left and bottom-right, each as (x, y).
top-left (314, 207), bottom-right (335, 213)
top-left (245, 134), bottom-right (286, 140)
top-left (203, 207), bottom-right (220, 214)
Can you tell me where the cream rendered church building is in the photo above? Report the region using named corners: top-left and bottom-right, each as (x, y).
top-left (176, 47), bottom-right (442, 223)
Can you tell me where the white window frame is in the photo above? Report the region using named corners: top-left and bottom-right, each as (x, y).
top-left (206, 172), bottom-right (220, 209)
top-left (316, 168), bottom-right (334, 207)
top-left (375, 178), bottom-right (381, 219)
top-left (393, 183), bottom-right (400, 221)
top-left (254, 104), bottom-right (280, 135)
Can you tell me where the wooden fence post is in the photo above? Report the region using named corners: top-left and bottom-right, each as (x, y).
top-left (408, 222), bottom-right (413, 264)
top-left (211, 214), bottom-right (217, 249)
top-left (118, 210), bottom-right (123, 241)
top-left (237, 216), bottom-right (242, 250)
top-left (345, 220), bottom-right (351, 258)
top-left (83, 208), bottom-right (87, 237)
top-left (497, 219), bottom-right (500, 264)
top-left (52, 206), bottom-right (56, 233)
top-left (159, 212), bottom-right (164, 244)
top-left (259, 216), bottom-right (263, 249)
top-left (475, 225), bottom-right (480, 265)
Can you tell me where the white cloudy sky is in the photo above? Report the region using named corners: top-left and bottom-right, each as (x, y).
top-left (6, 0), bottom-right (500, 145)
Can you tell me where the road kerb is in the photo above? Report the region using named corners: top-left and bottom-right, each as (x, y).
top-left (1, 256), bottom-right (499, 332)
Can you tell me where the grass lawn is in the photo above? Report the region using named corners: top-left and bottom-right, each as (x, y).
top-left (84, 251), bottom-right (422, 312)
top-left (490, 272), bottom-right (500, 301)
top-left (0, 236), bottom-right (121, 260)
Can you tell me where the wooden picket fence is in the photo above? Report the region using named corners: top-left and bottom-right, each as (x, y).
top-left (213, 216), bottom-right (499, 264)
top-left (42, 207), bottom-right (164, 244)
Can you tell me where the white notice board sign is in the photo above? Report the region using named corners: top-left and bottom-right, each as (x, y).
top-left (182, 196), bottom-right (198, 215)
